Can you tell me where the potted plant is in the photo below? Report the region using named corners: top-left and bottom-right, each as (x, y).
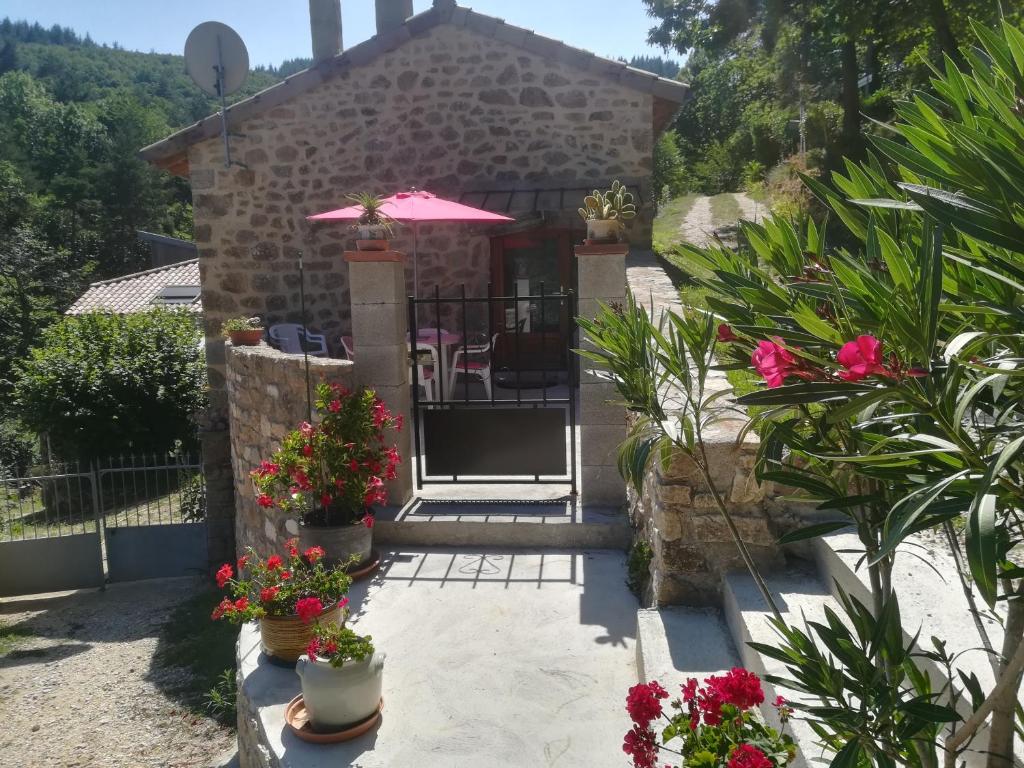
top-left (222, 316), bottom-right (264, 346)
top-left (622, 669), bottom-right (796, 768)
top-left (211, 540), bottom-right (353, 662)
top-left (347, 192), bottom-right (395, 251)
top-left (251, 382), bottom-right (403, 568)
top-left (578, 180), bottom-right (636, 243)
top-left (296, 623), bottom-right (384, 732)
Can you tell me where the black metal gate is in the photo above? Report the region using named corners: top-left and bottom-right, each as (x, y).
top-left (408, 284), bottom-right (577, 492)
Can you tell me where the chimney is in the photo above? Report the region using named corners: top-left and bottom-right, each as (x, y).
top-left (309, 0), bottom-right (343, 63)
top-left (375, 0), bottom-right (413, 35)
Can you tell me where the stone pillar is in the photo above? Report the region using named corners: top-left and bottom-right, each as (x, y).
top-left (346, 250), bottom-right (413, 508)
top-left (575, 243), bottom-right (628, 508)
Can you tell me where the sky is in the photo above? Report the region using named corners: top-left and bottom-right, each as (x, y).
top-left (1, 0), bottom-right (675, 69)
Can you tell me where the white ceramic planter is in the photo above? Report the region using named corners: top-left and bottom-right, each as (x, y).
top-left (299, 522), bottom-right (373, 568)
top-left (295, 652), bottom-right (386, 731)
top-left (586, 218), bottom-right (622, 243)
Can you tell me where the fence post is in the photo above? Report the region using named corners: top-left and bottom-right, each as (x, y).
top-left (345, 249), bottom-right (413, 508)
top-left (90, 461), bottom-right (108, 587)
top-left (574, 243), bottom-right (629, 508)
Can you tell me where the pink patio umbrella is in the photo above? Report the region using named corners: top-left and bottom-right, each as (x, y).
top-left (307, 190), bottom-right (514, 295)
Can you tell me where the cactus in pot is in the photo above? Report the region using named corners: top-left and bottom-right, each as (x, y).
top-left (578, 180), bottom-right (636, 243)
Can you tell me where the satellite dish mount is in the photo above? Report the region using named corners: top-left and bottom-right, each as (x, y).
top-left (184, 22), bottom-right (250, 169)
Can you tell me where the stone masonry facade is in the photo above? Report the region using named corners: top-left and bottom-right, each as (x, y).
top-left (190, 21), bottom-right (656, 420)
top-left (226, 343), bottom-right (354, 557)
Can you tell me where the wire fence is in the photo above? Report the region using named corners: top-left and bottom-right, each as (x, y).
top-left (0, 455), bottom-right (204, 542)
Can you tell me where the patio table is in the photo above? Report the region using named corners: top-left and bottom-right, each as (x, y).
top-left (409, 329), bottom-right (462, 399)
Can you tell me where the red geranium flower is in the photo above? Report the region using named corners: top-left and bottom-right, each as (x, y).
top-left (211, 597), bottom-right (233, 620)
top-left (622, 725), bottom-right (658, 768)
top-left (256, 494), bottom-right (274, 508)
top-left (304, 546), bottom-right (326, 563)
top-left (236, 555), bottom-right (249, 571)
top-left (328, 399), bottom-right (341, 413)
top-left (727, 744), bottom-right (773, 768)
top-left (625, 681), bottom-right (669, 727)
top-left (706, 667), bottom-right (764, 710)
top-left (295, 596), bottom-right (324, 623)
top-left (234, 597), bottom-right (249, 612)
top-left (215, 563), bottom-right (233, 588)
top-left (362, 514), bottom-right (375, 529)
top-left (286, 538), bottom-right (299, 557)
top-left (306, 637), bottom-right (321, 662)
top-left (259, 586), bottom-right (280, 603)
top-left (266, 555), bottom-right (283, 570)
top-left (837, 335), bottom-right (892, 381)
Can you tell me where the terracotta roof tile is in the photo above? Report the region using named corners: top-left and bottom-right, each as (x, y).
top-left (66, 260), bottom-right (201, 315)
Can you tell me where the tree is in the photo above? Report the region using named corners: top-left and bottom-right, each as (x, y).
top-left (14, 310), bottom-right (205, 462)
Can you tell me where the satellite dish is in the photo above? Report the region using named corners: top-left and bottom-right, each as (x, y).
top-left (184, 21), bottom-right (249, 97)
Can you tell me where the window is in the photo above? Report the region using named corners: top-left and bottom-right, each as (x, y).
top-left (152, 285), bottom-right (201, 305)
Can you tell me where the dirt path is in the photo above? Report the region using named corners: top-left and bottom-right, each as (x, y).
top-left (0, 579), bottom-right (234, 768)
top-left (677, 193), bottom-right (763, 248)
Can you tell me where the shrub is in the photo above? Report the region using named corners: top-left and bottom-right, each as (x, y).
top-left (652, 130), bottom-right (688, 198)
top-left (0, 416), bottom-right (38, 474)
top-left (14, 309), bottom-right (205, 462)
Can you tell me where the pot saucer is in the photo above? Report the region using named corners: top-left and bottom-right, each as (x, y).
top-left (285, 694), bottom-right (383, 743)
top-left (346, 549), bottom-right (381, 581)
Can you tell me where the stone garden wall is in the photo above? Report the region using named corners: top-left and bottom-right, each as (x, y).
top-left (226, 343), bottom-right (354, 558)
top-left (629, 419), bottom-right (807, 606)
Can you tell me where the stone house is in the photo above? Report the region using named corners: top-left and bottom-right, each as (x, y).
top-left (140, 0), bottom-right (688, 557)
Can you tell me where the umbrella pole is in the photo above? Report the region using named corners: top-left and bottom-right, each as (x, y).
top-left (413, 222), bottom-right (419, 298)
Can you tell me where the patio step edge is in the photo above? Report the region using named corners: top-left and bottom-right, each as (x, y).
top-left (636, 606), bottom-right (739, 686)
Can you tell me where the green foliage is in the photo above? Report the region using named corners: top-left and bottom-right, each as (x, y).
top-left (13, 309), bottom-right (204, 461)
top-left (653, 130), bottom-right (688, 199)
top-left (220, 316), bottom-right (264, 334)
top-left (203, 668), bottom-right (237, 725)
top-left (308, 623), bottom-right (375, 668)
top-left (626, 540), bottom-right (653, 596)
top-left (157, 589), bottom-right (239, 726)
top-left (756, 588), bottom-right (958, 765)
top-left (0, 417), bottom-right (38, 475)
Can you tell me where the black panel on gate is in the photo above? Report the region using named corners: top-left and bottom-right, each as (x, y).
top-left (422, 407), bottom-right (568, 477)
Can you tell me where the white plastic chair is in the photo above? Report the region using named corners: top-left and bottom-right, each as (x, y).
top-left (408, 341), bottom-right (438, 401)
top-left (268, 324), bottom-right (328, 357)
top-left (448, 333), bottom-right (498, 399)
top-left (340, 335), bottom-right (355, 360)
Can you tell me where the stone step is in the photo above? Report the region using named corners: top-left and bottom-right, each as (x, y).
top-left (722, 566), bottom-right (835, 768)
top-left (375, 499), bottom-right (631, 549)
top-left (635, 606), bottom-right (739, 686)
top-left (814, 530), bottom-right (1016, 765)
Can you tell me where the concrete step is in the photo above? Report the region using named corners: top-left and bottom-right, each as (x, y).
top-left (722, 565), bottom-right (835, 768)
top-left (815, 530), bottom-right (1016, 765)
top-left (375, 499), bottom-right (631, 549)
top-left (636, 606), bottom-right (739, 686)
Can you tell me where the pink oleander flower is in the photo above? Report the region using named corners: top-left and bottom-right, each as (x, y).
top-left (837, 335), bottom-right (892, 381)
top-left (717, 324), bottom-right (738, 342)
top-left (751, 339), bottom-right (800, 388)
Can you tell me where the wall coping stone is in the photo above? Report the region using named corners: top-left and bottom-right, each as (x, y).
top-left (343, 250), bottom-right (407, 263)
top-left (575, 243), bottom-right (629, 257)
top-left (227, 341), bottom-right (355, 373)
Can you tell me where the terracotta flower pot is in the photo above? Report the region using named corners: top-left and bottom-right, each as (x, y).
top-left (296, 651), bottom-right (386, 732)
top-left (586, 219), bottom-right (621, 243)
top-left (228, 329), bottom-right (264, 346)
top-left (300, 521), bottom-right (373, 570)
top-left (260, 602), bottom-right (343, 662)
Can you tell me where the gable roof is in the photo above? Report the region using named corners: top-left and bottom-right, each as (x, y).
top-left (140, 0), bottom-right (689, 174)
top-left (67, 259), bottom-right (202, 315)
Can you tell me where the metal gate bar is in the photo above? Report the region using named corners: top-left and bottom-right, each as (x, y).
top-left (408, 283), bottom-right (577, 492)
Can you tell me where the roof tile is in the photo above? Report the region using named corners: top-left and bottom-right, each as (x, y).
top-left (66, 260), bottom-right (201, 316)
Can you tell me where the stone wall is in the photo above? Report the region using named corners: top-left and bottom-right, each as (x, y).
top-left (226, 343), bottom-right (354, 558)
top-left (190, 21), bottom-right (656, 417)
top-left (631, 421), bottom-right (805, 606)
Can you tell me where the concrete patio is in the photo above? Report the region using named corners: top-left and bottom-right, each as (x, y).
top-left (237, 547), bottom-right (638, 768)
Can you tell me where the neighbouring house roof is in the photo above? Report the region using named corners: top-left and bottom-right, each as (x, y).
top-left (139, 1), bottom-right (689, 176)
top-left (66, 259), bottom-right (202, 315)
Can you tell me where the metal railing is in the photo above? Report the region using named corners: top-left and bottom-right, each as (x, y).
top-left (0, 455), bottom-right (204, 542)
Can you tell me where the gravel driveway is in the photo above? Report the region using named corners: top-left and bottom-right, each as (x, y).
top-left (0, 578), bottom-right (235, 768)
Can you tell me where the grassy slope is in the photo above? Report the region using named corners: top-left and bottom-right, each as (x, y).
top-left (651, 193), bottom-right (699, 255)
